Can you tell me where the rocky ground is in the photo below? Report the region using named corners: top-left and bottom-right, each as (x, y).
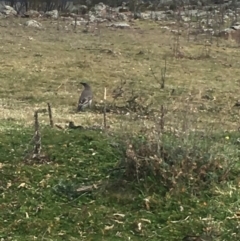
top-left (1, 1), bottom-right (240, 41)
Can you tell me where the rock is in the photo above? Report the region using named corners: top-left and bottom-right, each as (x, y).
top-left (218, 23), bottom-right (240, 41)
top-left (134, 11), bottom-right (169, 21)
top-left (203, 28), bottom-right (214, 35)
top-left (119, 7), bottom-right (129, 13)
top-left (108, 22), bottom-right (130, 29)
top-left (0, 5), bottom-right (17, 16)
top-left (171, 29), bottom-right (182, 35)
top-left (94, 2), bottom-right (106, 12)
top-left (231, 22), bottom-right (240, 29)
top-left (88, 13), bottom-right (96, 22)
top-left (96, 17), bottom-right (108, 23)
top-left (182, 16), bottom-right (191, 22)
top-left (201, 18), bottom-right (214, 27)
top-left (23, 10), bottom-right (41, 18)
top-left (92, 2), bottom-right (107, 17)
top-left (135, 12), bottom-right (150, 20)
top-left (187, 9), bottom-right (207, 17)
top-left (85, 12), bottom-right (107, 23)
top-left (224, 15), bottom-right (229, 21)
top-left (118, 13), bottom-right (128, 21)
top-left (25, 20), bottom-right (42, 29)
top-left (165, 10), bottom-right (174, 15)
top-left (160, 26), bottom-right (171, 31)
top-left (154, 12), bottom-right (169, 21)
top-left (228, 12), bottom-right (234, 18)
top-left (70, 19), bottom-right (87, 26)
top-left (45, 9), bottom-right (58, 19)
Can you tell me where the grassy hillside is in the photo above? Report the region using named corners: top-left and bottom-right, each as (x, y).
top-left (0, 17), bottom-right (240, 240)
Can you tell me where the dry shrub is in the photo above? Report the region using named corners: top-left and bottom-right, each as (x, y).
top-left (219, 28), bottom-right (240, 43)
top-left (121, 131), bottom-right (235, 192)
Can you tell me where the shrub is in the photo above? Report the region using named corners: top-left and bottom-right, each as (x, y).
top-left (116, 127), bottom-right (239, 194)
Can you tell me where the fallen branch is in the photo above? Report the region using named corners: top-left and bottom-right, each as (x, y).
top-left (68, 121), bottom-right (103, 131)
top-left (76, 184), bottom-right (99, 193)
top-left (55, 124), bottom-right (64, 130)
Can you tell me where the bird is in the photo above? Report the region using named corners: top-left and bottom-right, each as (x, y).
top-left (77, 82), bottom-right (93, 112)
top-left (233, 100), bottom-right (240, 107)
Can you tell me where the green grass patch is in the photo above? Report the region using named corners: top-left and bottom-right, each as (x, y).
top-left (0, 122), bottom-right (239, 240)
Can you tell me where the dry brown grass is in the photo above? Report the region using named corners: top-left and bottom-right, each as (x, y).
top-left (0, 17), bottom-right (239, 132)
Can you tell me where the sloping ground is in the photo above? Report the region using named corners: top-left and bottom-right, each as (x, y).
top-left (0, 124), bottom-right (239, 240)
top-left (0, 18), bottom-right (239, 132)
top-left (0, 17), bottom-right (240, 241)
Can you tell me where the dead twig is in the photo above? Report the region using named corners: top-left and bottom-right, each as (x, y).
top-left (33, 110), bottom-right (41, 159)
top-left (156, 105), bottom-right (166, 157)
top-left (74, 15), bottom-right (77, 32)
top-left (57, 5), bottom-right (60, 31)
top-left (103, 87), bottom-right (107, 129)
top-left (47, 103), bottom-right (54, 127)
top-left (160, 105), bottom-right (165, 133)
top-left (149, 57), bottom-right (167, 89)
top-left (161, 57), bottom-right (167, 89)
